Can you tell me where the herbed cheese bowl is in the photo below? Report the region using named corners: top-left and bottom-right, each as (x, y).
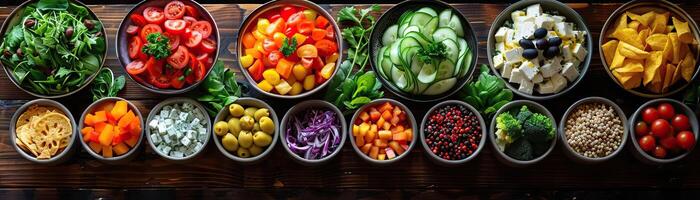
top-left (145, 97), bottom-right (212, 163)
top-left (486, 0), bottom-right (592, 100)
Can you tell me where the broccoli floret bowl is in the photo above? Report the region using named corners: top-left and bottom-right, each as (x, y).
top-left (490, 100), bottom-right (557, 167)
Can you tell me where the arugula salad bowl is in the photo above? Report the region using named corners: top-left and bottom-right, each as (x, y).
top-left (0, 0), bottom-right (107, 98)
top-left (369, 0), bottom-right (478, 102)
top-left (236, 0), bottom-right (343, 99)
top-left (116, 0), bottom-right (220, 95)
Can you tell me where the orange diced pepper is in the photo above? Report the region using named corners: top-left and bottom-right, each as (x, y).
top-left (98, 124), bottom-right (114, 146)
top-left (378, 130), bottom-right (392, 140)
top-left (245, 48), bottom-right (262, 59)
top-left (113, 143), bottom-right (129, 156)
top-left (393, 131), bottom-right (407, 141)
top-left (381, 110), bottom-right (392, 121)
top-left (81, 127), bottom-right (94, 135)
top-left (369, 108), bottom-right (381, 121)
top-left (315, 16), bottom-right (329, 28)
top-left (125, 135), bottom-right (139, 147)
top-left (377, 117), bottom-right (385, 128)
top-left (94, 122), bottom-right (107, 133)
top-left (352, 125), bottom-right (360, 137)
top-left (356, 136), bottom-right (365, 147)
top-left (276, 58), bottom-right (295, 79)
top-left (111, 101), bottom-right (128, 120)
top-left (359, 111), bottom-right (370, 122)
top-left (360, 143), bottom-right (372, 154)
top-left (374, 139), bottom-right (388, 148)
top-left (118, 111), bottom-right (135, 128)
top-left (93, 111), bottom-right (107, 124)
top-left (97, 102), bottom-right (115, 114)
top-left (379, 102), bottom-right (393, 113)
top-left (405, 129), bottom-right (413, 141)
top-left (84, 114), bottom-right (95, 126)
top-left (311, 28), bottom-right (327, 41)
top-left (89, 142), bottom-right (102, 154)
top-left (102, 145), bottom-right (113, 158)
top-left (389, 141), bottom-right (405, 155)
top-left (364, 128), bottom-right (376, 142)
top-left (242, 33), bottom-right (256, 49)
top-left (369, 146), bottom-right (379, 159)
top-left (129, 118), bottom-right (142, 136)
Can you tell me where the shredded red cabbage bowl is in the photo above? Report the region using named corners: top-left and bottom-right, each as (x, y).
top-left (283, 102), bottom-right (344, 161)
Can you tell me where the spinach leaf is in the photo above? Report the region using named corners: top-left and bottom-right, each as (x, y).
top-left (90, 68), bottom-right (125, 101)
top-left (190, 60), bottom-right (242, 117)
top-left (37, 0), bottom-right (69, 11)
top-left (459, 64), bottom-right (513, 119)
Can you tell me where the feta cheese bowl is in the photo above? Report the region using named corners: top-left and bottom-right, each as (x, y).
top-left (146, 97), bottom-right (211, 162)
top-left (213, 97), bottom-right (279, 165)
top-left (487, 0), bottom-right (592, 100)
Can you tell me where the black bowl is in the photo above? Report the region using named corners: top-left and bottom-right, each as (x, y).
top-left (369, 0), bottom-right (478, 102)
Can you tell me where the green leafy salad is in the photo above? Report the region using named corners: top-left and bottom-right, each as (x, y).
top-left (0, 0), bottom-right (105, 95)
top-left (494, 105), bottom-right (555, 161)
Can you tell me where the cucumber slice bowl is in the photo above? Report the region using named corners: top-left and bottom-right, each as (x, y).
top-left (369, 0), bottom-right (478, 102)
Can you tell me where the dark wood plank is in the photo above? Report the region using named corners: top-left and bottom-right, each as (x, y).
top-left (1, 2), bottom-right (700, 190)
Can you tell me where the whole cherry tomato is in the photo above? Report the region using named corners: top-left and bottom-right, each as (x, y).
top-left (638, 135), bottom-right (656, 152)
top-left (672, 114), bottom-right (691, 131)
top-left (651, 119), bottom-right (672, 138)
top-left (657, 103), bottom-right (676, 120)
top-left (642, 107), bottom-right (660, 124)
top-left (635, 121), bottom-right (649, 137)
top-left (653, 146), bottom-right (667, 159)
top-left (677, 131), bottom-right (696, 151)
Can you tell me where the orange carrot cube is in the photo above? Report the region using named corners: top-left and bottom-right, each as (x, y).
top-left (360, 143), bottom-right (372, 154)
top-left (378, 130), bottom-right (392, 140)
top-left (369, 146), bottom-right (379, 159)
top-left (89, 142), bottom-right (102, 154)
top-left (102, 145), bottom-right (113, 158)
top-left (113, 143), bottom-right (129, 156)
top-left (356, 136), bottom-right (365, 147)
top-left (110, 101), bottom-right (128, 120)
top-left (359, 111), bottom-right (370, 122)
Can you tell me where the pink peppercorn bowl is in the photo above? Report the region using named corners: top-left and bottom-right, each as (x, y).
top-left (420, 100), bottom-right (487, 167)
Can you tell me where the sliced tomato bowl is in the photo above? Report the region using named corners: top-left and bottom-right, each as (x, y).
top-left (116, 0), bottom-right (220, 94)
top-left (237, 0), bottom-right (343, 99)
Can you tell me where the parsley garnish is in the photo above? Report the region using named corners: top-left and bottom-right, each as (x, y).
top-left (279, 37), bottom-right (297, 56)
top-left (142, 33), bottom-right (171, 59)
top-left (417, 41), bottom-right (447, 64)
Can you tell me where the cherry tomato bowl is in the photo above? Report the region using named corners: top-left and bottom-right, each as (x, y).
top-left (236, 0), bottom-right (343, 99)
top-left (629, 98), bottom-right (699, 164)
top-left (116, 0), bottom-right (220, 94)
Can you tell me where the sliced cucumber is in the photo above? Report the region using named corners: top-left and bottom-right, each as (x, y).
top-left (403, 26), bottom-right (420, 36)
top-left (417, 63), bottom-right (437, 84)
top-left (454, 38), bottom-right (468, 76)
top-left (398, 11), bottom-right (414, 25)
top-left (401, 47), bottom-right (419, 67)
top-left (410, 12), bottom-right (433, 27)
top-left (441, 39), bottom-right (460, 63)
top-left (395, 73), bottom-right (408, 89)
top-left (438, 9), bottom-right (452, 27)
top-left (405, 32), bottom-right (431, 48)
top-left (382, 25), bottom-right (399, 46)
top-left (410, 56), bottom-right (422, 75)
top-left (391, 65), bottom-right (404, 82)
top-left (432, 27), bottom-right (457, 42)
top-left (376, 46), bottom-right (386, 75)
top-left (423, 78), bottom-right (457, 95)
top-left (381, 56), bottom-right (393, 80)
top-left (415, 81), bottom-right (430, 94)
top-left (422, 17), bottom-right (439, 38)
top-left (400, 37), bottom-right (420, 49)
top-left (436, 60), bottom-right (456, 80)
top-left (459, 50), bottom-right (473, 78)
top-left (416, 7), bottom-right (438, 17)
top-left (389, 38), bottom-right (402, 65)
top-left (448, 14), bottom-right (465, 37)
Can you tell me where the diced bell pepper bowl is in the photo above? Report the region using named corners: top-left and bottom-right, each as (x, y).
top-left (237, 0), bottom-right (342, 98)
top-left (350, 99), bottom-right (418, 165)
top-left (116, 0), bottom-right (220, 94)
top-left (78, 97), bottom-right (144, 163)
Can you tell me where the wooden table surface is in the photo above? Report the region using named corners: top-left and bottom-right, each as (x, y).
top-left (2, 1), bottom-right (700, 197)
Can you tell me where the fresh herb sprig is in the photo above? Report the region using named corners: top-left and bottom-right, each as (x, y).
top-left (90, 68), bottom-right (125, 101)
top-left (190, 60), bottom-right (242, 116)
top-left (141, 33), bottom-right (170, 59)
top-left (279, 37), bottom-right (297, 56)
top-left (417, 41), bottom-right (447, 64)
top-left (325, 5), bottom-right (383, 113)
top-left (459, 65), bottom-right (513, 118)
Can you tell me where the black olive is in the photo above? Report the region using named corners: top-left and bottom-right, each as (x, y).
top-left (16, 48), bottom-right (23, 57)
top-left (519, 39), bottom-right (535, 49)
top-left (65, 26), bottom-right (74, 39)
top-left (24, 18), bottom-right (36, 28)
top-left (534, 28), bottom-right (547, 39)
top-left (548, 37), bottom-right (562, 46)
top-left (544, 46), bottom-right (560, 58)
top-left (522, 48), bottom-right (538, 59)
top-left (83, 19), bottom-right (95, 30)
top-left (3, 49), bottom-right (11, 58)
top-left (535, 38), bottom-right (549, 50)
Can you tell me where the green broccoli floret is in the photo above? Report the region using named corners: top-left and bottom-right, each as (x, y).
top-left (495, 112), bottom-right (523, 150)
top-left (515, 105), bottom-right (533, 124)
top-left (505, 138), bottom-right (533, 161)
top-left (523, 113), bottom-right (555, 143)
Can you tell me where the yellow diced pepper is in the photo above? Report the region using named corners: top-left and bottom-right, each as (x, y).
top-left (263, 69), bottom-right (281, 85)
top-left (289, 82), bottom-right (303, 95)
top-left (256, 18), bottom-right (270, 35)
top-left (240, 55), bottom-right (254, 68)
top-left (303, 75), bottom-right (315, 91)
top-left (320, 63), bottom-right (335, 79)
top-left (292, 64), bottom-right (307, 81)
top-left (257, 80), bottom-right (274, 92)
top-left (275, 80), bottom-right (292, 95)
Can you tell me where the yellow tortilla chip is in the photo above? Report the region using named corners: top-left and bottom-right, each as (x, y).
top-left (602, 40), bottom-right (619, 66)
top-left (646, 81), bottom-right (663, 93)
top-left (612, 28), bottom-right (645, 49)
top-left (610, 43), bottom-right (626, 69)
top-left (669, 33), bottom-right (682, 64)
top-left (628, 20), bottom-right (641, 31)
top-left (609, 13), bottom-right (629, 38)
top-left (637, 28), bottom-right (650, 47)
top-left (646, 34), bottom-right (668, 51)
top-left (672, 17), bottom-right (693, 43)
top-left (643, 51), bottom-right (664, 85)
top-left (619, 41), bottom-right (650, 59)
top-left (672, 63), bottom-right (683, 85)
top-left (663, 34), bottom-right (674, 61)
top-left (651, 12), bottom-right (670, 34)
top-left (628, 11), bottom-right (655, 27)
top-left (662, 63), bottom-right (676, 92)
top-left (679, 51), bottom-right (697, 81)
top-left (613, 70), bottom-right (642, 89)
top-left (616, 59), bottom-right (645, 73)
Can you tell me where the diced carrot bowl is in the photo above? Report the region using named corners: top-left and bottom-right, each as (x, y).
top-left (351, 100), bottom-right (416, 162)
top-left (80, 99), bottom-right (143, 159)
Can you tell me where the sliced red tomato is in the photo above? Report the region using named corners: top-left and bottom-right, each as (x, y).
top-left (183, 16), bottom-right (197, 27)
top-left (315, 16), bottom-right (329, 28)
top-left (312, 57), bottom-right (324, 71)
top-left (150, 74), bottom-right (171, 89)
top-left (130, 14), bottom-right (148, 26)
top-left (297, 21), bottom-right (314, 35)
top-left (315, 70), bottom-right (325, 84)
top-left (185, 31), bottom-right (203, 48)
top-left (264, 50), bottom-right (283, 67)
top-left (199, 38), bottom-right (217, 54)
top-left (315, 39), bottom-right (337, 56)
top-left (281, 6), bottom-right (298, 21)
top-left (164, 19), bottom-right (186, 35)
top-left (191, 21), bottom-right (212, 38)
top-left (146, 56), bottom-right (164, 77)
top-left (300, 57), bottom-right (313, 69)
top-left (163, 32), bottom-right (180, 51)
top-left (195, 60), bottom-right (206, 81)
top-left (262, 38), bottom-right (277, 53)
top-left (248, 60), bottom-right (264, 81)
top-left (126, 25), bottom-right (140, 35)
top-left (185, 54), bottom-right (199, 84)
top-left (167, 46), bottom-right (190, 69)
top-left (269, 14), bottom-right (281, 22)
top-left (126, 60), bottom-right (146, 75)
top-left (325, 26), bottom-right (335, 39)
top-left (168, 69), bottom-right (185, 89)
top-left (143, 7), bottom-right (165, 24)
top-left (185, 5), bottom-right (199, 18)
top-left (140, 24), bottom-right (162, 41)
top-left (164, 0), bottom-right (186, 20)
top-left (196, 53), bottom-right (213, 67)
top-left (285, 26), bottom-right (298, 38)
top-left (128, 36), bottom-right (144, 59)
top-left (286, 12), bottom-right (305, 28)
top-left (266, 18), bottom-right (286, 36)
top-left (311, 28), bottom-right (327, 41)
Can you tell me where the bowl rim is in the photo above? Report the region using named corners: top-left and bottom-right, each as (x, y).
top-left (348, 98), bottom-right (418, 165)
top-left (9, 99), bottom-right (78, 163)
top-left (211, 97), bottom-right (280, 163)
top-left (485, 0), bottom-right (593, 100)
top-left (628, 98), bottom-right (699, 163)
top-left (235, 0), bottom-right (343, 99)
top-left (115, 0), bottom-right (221, 95)
top-left (419, 100), bottom-right (487, 165)
top-left (488, 100), bottom-right (558, 166)
top-left (598, 0), bottom-right (700, 98)
top-left (558, 96), bottom-right (629, 163)
top-left (77, 97), bottom-right (144, 162)
top-left (368, 0), bottom-right (479, 102)
top-left (0, 0), bottom-right (107, 99)
top-left (279, 100), bottom-right (347, 165)
top-left (145, 97), bottom-right (212, 161)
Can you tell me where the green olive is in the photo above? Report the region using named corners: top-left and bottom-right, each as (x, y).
top-left (240, 116), bottom-right (255, 130)
top-left (259, 117), bottom-right (274, 134)
top-left (229, 104), bottom-right (245, 117)
top-left (252, 123), bottom-right (260, 132)
top-left (213, 121), bottom-right (229, 136)
top-left (249, 145), bottom-right (263, 156)
top-left (227, 118), bottom-right (241, 137)
top-left (238, 131), bottom-right (254, 148)
top-left (253, 131), bottom-right (272, 147)
top-left (244, 107), bottom-right (258, 117)
top-left (222, 133), bottom-right (239, 152)
top-left (253, 108), bottom-right (270, 121)
top-left (237, 148), bottom-right (250, 158)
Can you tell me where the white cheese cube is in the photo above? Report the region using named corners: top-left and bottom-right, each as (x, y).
top-left (163, 136), bottom-right (171, 144)
top-left (159, 110), bottom-right (169, 119)
top-left (496, 42), bottom-right (506, 53)
top-left (515, 21), bottom-right (536, 40)
top-left (519, 61), bottom-right (539, 80)
top-left (168, 109), bottom-right (179, 119)
top-left (162, 146), bottom-right (172, 155)
top-left (148, 119), bottom-right (159, 129)
top-left (511, 10), bottom-right (526, 21)
top-left (570, 59), bottom-right (581, 68)
top-left (535, 15), bottom-right (555, 30)
top-left (505, 29), bottom-right (516, 46)
top-left (494, 54), bottom-right (505, 69)
top-left (573, 31), bottom-right (586, 41)
top-left (537, 81), bottom-right (555, 94)
top-left (551, 15), bottom-right (565, 23)
top-left (561, 45), bottom-right (574, 61)
top-left (561, 62), bottom-right (580, 82)
top-left (518, 79), bottom-right (534, 94)
top-left (167, 127), bottom-right (177, 137)
top-left (181, 137), bottom-right (191, 146)
top-left (501, 62), bottom-right (513, 78)
top-left (504, 47), bottom-right (524, 63)
top-left (526, 4), bottom-right (542, 17)
top-left (189, 118), bottom-right (200, 128)
top-left (495, 27), bottom-right (509, 42)
top-left (176, 131), bottom-right (183, 139)
top-left (178, 112), bottom-right (189, 121)
top-left (157, 123), bottom-right (167, 134)
top-left (515, 15), bottom-right (535, 24)
top-left (540, 62), bottom-right (562, 78)
top-left (551, 73), bottom-right (568, 92)
top-left (151, 134), bottom-right (161, 144)
top-left (198, 128), bottom-right (207, 135)
top-left (572, 43), bottom-right (587, 61)
top-left (510, 68), bottom-right (526, 84)
top-left (532, 73), bottom-right (543, 83)
top-left (555, 22), bottom-right (573, 39)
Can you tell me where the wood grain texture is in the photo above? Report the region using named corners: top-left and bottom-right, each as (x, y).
top-left (1, 2), bottom-right (700, 190)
